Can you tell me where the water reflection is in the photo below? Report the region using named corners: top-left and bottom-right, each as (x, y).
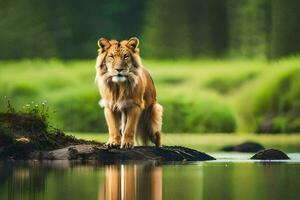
top-left (0, 161), bottom-right (300, 200)
top-left (99, 164), bottom-right (162, 200)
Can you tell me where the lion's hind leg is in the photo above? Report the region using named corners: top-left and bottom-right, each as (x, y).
top-left (150, 103), bottom-right (163, 147)
top-left (137, 103), bottom-right (163, 147)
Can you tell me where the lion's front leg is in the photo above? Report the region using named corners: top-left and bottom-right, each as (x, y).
top-left (121, 106), bottom-right (141, 148)
top-left (104, 108), bottom-right (121, 147)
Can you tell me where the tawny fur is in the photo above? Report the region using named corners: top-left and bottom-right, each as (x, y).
top-left (95, 37), bottom-right (163, 148)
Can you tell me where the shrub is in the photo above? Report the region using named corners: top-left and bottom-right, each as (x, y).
top-left (45, 78), bottom-right (70, 90)
top-left (161, 97), bottom-right (236, 133)
top-left (155, 77), bottom-right (186, 85)
top-left (52, 91), bottom-right (237, 133)
top-left (10, 84), bottom-right (38, 97)
top-left (254, 68), bottom-right (300, 133)
top-left (53, 90), bottom-right (107, 132)
top-left (0, 84), bottom-right (39, 111)
top-left (205, 72), bottom-right (257, 94)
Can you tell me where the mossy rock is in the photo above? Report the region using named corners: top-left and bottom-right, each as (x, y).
top-left (251, 149), bottom-right (290, 160)
top-left (28, 145), bottom-right (216, 162)
top-left (222, 141), bottom-right (265, 153)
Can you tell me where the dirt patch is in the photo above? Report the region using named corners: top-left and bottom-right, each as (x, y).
top-left (0, 111), bottom-right (101, 159)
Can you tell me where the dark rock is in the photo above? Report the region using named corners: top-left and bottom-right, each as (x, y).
top-left (27, 145), bottom-right (215, 162)
top-left (251, 148), bottom-right (290, 160)
top-left (221, 141), bottom-right (265, 153)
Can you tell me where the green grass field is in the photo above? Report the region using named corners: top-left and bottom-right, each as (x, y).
top-left (1, 57), bottom-right (300, 133)
top-left (70, 133), bottom-right (300, 153)
top-left (1, 58), bottom-right (300, 152)
top-left (0, 59), bottom-right (268, 101)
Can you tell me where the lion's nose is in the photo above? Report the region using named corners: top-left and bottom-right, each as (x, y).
top-left (116, 69), bottom-right (123, 72)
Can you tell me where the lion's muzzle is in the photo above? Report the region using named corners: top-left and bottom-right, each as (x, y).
top-left (112, 74), bottom-right (127, 82)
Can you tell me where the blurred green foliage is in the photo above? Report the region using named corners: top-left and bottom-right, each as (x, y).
top-left (1, 58), bottom-right (299, 134)
top-left (205, 72), bottom-right (257, 94)
top-left (142, 0), bottom-right (228, 58)
top-left (271, 0), bottom-right (300, 58)
top-left (226, 0), bottom-right (271, 58)
top-left (161, 97), bottom-right (236, 133)
top-left (0, 0), bottom-right (146, 59)
top-left (53, 91), bottom-right (107, 132)
top-left (234, 57), bottom-right (300, 133)
top-left (0, 0), bottom-right (300, 59)
top-left (253, 67), bottom-right (300, 133)
top-left (52, 93), bottom-right (236, 133)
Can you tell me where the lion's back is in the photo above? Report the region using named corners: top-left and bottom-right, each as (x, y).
top-left (142, 68), bottom-right (157, 106)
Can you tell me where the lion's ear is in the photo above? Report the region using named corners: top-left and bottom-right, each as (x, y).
top-left (126, 37), bottom-right (139, 51)
top-left (98, 38), bottom-right (111, 51)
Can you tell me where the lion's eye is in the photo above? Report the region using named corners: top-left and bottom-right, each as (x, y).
top-left (124, 54), bottom-right (129, 59)
top-left (107, 54), bottom-right (114, 61)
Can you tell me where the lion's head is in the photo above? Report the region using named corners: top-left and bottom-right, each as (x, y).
top-left (96, 37), bottom-right (142, 84)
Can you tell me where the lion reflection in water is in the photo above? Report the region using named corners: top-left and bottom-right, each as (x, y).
top-left (98, 165), bottom-right (162, 200)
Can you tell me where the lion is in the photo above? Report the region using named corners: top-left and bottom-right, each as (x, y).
top-left (95, 37), bottom-right (163, 148)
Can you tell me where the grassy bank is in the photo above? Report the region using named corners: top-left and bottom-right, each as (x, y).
top-left (0, 58), bottom-right (300, 133)
top-left (70, 133), bottom-right (300, 152)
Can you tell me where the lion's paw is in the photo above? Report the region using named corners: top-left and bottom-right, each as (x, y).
top-left (104, 141), bottom-right (121, 148)
top-left (121, 139), bottom-right (134, 149)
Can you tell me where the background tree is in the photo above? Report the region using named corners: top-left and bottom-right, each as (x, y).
top-left (270, 0), bottom-right (300, 59)
top-left (0, 0), bottom-right (300, 59)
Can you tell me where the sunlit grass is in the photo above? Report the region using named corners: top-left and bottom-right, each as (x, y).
top-left (1, 57), bottom-right (300, 133)
top-left (69, 132), bottom-right (300, 153)
top-left (0, 59), bottom-right (267, 102)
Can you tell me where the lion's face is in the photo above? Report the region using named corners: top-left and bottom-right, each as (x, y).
top-left (98, 38), bottom-right (140, 83)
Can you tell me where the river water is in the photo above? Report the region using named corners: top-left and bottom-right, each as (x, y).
top-left (1, 153), bottom-right (300, 200)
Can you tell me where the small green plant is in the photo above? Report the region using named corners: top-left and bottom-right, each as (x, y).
top-left (0, 97), bottom-right (53, 136)
top-left (21, 100), bottom-right (50, 126)
top-left (4, 96), bottom-right (15, 113)
top-left (0, 97), bottom-right (102, 157)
